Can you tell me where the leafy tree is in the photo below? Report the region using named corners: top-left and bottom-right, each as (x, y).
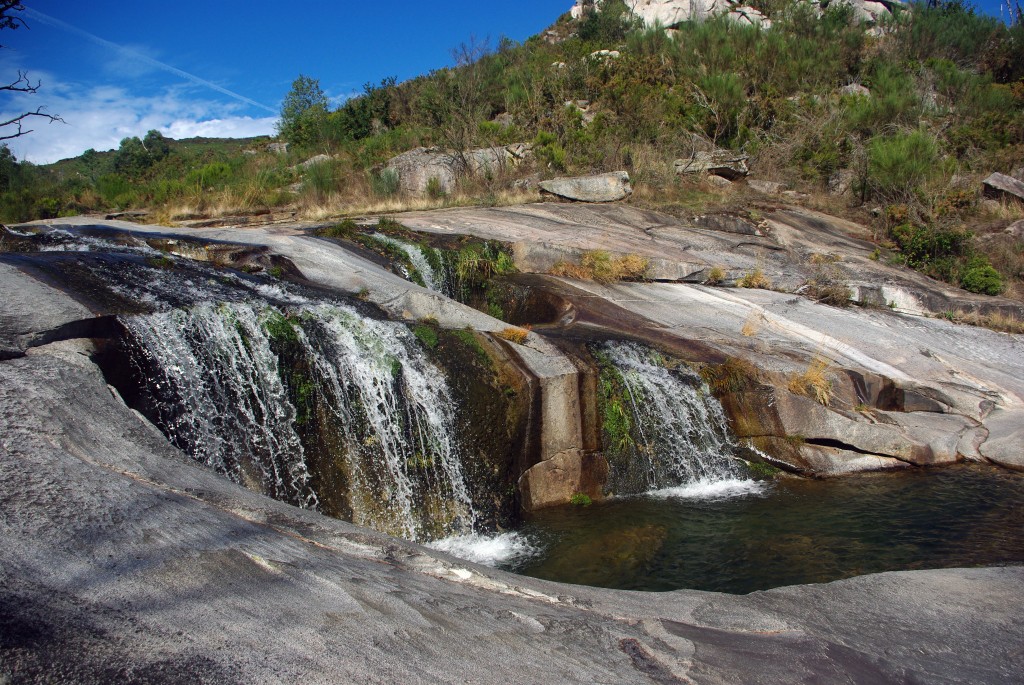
top-left (143, 129), bottom-right (170, 160)
top-left (113, 130), bottom-right (170, 176)
top-left (330, 77), bottom-right (397, 141)
top-left (0, 1), bottom-right (62, 140)
top-left (277, 74), bottom-right (329, 147)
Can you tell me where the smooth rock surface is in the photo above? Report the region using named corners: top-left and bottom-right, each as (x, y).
top-left (1, 343), bottom-right (1021, 683)
top-left (539, 171), bottom-right (633, 202)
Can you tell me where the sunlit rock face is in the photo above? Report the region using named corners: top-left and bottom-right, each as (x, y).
top-left (569, 0), bottom-right (907, 29)
top-left (570, 0), bottom-right (769, 27)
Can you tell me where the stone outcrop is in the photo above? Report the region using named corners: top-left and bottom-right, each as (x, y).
top-left (385, 147), bottom-right (465, 195)
top-left (983, 172), bottom-right (1024, 202)
top-left (385, 145), bottom-right (533, 195)
top-left (747, 178), bottom-right (786, 194)
top-left (296, 153), bottom-right (332, 169)
top-left (572, 0), bottom-right (770, 28)
top-left (570, 0), bottom-right (905, 29)
top-left (675, 149), bottom-right (749, 179)
top-left (539, 171), bottom-right (633, 202)
top-left (393, 202), bottom-right (1024, 477)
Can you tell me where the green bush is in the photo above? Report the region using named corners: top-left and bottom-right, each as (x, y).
top-left (185, 161), bottom-right (233, 190)
top-left (960, 262), bottom-right (1004, 295)
top-left (533, 131), bottom-right (566, 171)
top-left (370, 168), bottom-right (400, 197)
top-left (867, 130), bottom-right (939, 200)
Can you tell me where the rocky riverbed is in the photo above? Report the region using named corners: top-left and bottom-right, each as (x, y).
top-left (2, 205), bottom-right (1023, 682)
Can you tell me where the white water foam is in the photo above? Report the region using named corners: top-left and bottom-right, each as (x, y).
top-left (427, 532), bottom-right (539, 567)
top-left (646, 478), bottom-right (767, 500)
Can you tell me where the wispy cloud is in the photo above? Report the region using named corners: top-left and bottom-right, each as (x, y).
top-left (23, 8), bottom-right (276, 114)
top-left (0, 70), bottom-right (277, 163)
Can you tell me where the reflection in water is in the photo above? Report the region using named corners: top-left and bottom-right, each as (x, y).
top-left (506, 466), bottom-right (1024, 594)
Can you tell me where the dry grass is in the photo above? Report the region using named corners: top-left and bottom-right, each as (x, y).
top-left (705, 265), bottom-right (727, 285)
top-left (944, 309), bottom-right (1024, 334)
top-left (550, 250), bottom-right (650, 283)
top-left (788, 354), bottom-right (834, 406)
top-left (495, 326), bottom-right (531, 344)
top-left (297, 186), bottom-right (541, 221)
top-left (701, 357), bottom-right (762, 394)
top-left (737, 267), bottom-right (772, 290)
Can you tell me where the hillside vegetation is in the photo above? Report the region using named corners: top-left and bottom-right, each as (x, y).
top-left (2, 0), bottom-right (1022, 296)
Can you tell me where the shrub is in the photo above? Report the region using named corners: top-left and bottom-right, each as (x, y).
top-left (960, 263), bottom-right (1004, 295)
top-left (533, 131), bottom-right (566, 171)
top-left (569, 493), bottom-right (593, 507)
top-left (370, 168), bottom-right (400, 197)
top-left (867, 130), bottom-right (939, 201)
top-left (737, 267), bottom-right (772, 289)
top-left (413, 324), bottom-right (439, 349)
top-left (705, 265), bottom-right (727, 284)
top-left (426, 175), bottom-right (446, 200)
top-left (701, 357), bottom-right (762, 394)
top-left (551, 251), bottom-right (649, 283)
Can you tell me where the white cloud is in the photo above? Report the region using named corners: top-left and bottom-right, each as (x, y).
top-left (162, 116), bottom-right (277, 140)
top-left (0, 67), bottom-right (278, 164)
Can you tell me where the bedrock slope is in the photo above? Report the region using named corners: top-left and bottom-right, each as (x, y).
top-left (1, 342), bottom-right (1021, 684)
top-left (388, 203), bottom-right (1024, 474)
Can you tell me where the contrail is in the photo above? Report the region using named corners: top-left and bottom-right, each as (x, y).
top-left (23, 8), bottom-right (277, 114)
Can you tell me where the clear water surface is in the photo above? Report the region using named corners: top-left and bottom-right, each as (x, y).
top-left (501, 465), bottom-right (1024, 594)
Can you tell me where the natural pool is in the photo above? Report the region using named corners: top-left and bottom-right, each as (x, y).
top-left (500, 465), bottom-right (1024, 594)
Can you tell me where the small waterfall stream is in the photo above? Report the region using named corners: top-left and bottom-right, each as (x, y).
top-left (598, 342), bottom-right (743, 494)
top-left (371, 233), bottom-right (455, 297)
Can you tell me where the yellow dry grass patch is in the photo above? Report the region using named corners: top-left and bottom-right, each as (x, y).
top-left (788, 354), bottom-right (834, 406)
top-left (495, 326), bottom-right (530, 344)
top-left (550, 250), bottom-right (650, 283)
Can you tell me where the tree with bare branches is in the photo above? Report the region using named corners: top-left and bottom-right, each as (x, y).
top-left (0, 1), bottom-right (62, 141)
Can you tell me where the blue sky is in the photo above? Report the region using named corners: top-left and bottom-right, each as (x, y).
top-left (1, 1), bottom-right (570, 163)
top-left (0, 0), bottom-right (1015, 164)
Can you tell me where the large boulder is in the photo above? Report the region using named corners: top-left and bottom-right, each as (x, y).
top-left (572, 0), bottom-right (761, 27)
top-left (983, 172), bottom-right (1024, 202)
top-left (539, 171), bottom-right (633, 202)
top-left (385, 147), bottom-right (464, 196)
top-left (464, 143), bottom-right (533, 177)
top-left (675, 150), bottom-right (749, 180)
top-left (386, 145), bottom-right (534, 196)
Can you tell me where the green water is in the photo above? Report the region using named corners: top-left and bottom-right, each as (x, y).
top-left (506, 466), bottom-right (1024, 594)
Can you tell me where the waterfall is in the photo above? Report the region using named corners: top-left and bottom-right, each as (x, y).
top-left (124, 303), bottom-right (317, 508)
top-left (598, 341), bottom-right (741, 494)
top-left (123, 300), bottom-right (475, 541)
top-left (371, 233), bottom-right (455, 297)
top-left (295, 303), bottom-right (474, 540)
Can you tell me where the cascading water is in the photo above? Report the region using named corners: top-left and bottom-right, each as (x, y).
top-left (124, 303), bottom-right (318, 509)
top-left (290, 303), bottom-right (475, 540)
top-left (371, 233), bottom-right (454, 297)
top-left (123, 300), bottom-right (476, 541)
top-left (597, 341), bottom-right (744, 495)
